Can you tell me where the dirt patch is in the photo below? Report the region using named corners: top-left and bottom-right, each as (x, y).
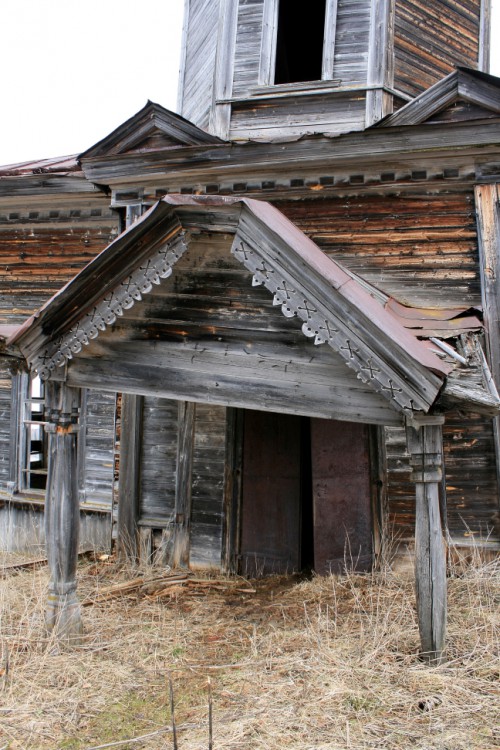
top-left (0, 551), bottom-right (498, 749)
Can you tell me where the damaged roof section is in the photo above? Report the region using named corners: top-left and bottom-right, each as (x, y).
top-left (8, 195), bottom-right (498, 420)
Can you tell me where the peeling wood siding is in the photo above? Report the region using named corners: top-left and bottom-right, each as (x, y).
top-left (276, 191), bottom-right (481, 308)
top-left (80, 390), bottom-right (116, 511)
top-left (385, 414), bottom-right (499, 544)
top-left (181, 0), bottom-right (220, 130)
top-left (0, 363), bottom-right (11, 486)
top-left (394, 0), bottom-right (481, 97)
top-left (229, 92), bottom-right (367, 141)
top-left (0, 210), bottom-right (119, 325)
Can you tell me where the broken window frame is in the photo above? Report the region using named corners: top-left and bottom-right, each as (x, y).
top-left (17, 372), bottom-right (48, 494)
top-left (259, 0), bottom-right (338, 87)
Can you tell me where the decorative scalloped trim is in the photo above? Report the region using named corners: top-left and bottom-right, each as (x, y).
top-left (231, 238), bottom-right (415, 415)
top-left (33, 232), bottom-right (189, 380)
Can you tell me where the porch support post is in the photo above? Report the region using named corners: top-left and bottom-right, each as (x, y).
top-left (44, 380), bottom-right (82, 643)
top-left (406, 414), bottom-right (447, 664)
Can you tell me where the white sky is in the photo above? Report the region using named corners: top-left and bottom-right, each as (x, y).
top-left (0, 0), bottom-right (499, 167)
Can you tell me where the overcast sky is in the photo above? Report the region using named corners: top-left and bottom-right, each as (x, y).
top-left (0, 0), bottom-right (498, 166)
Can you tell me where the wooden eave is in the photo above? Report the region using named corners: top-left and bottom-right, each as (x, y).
top-left (377, 68), bottom-right (500, 129)
top-left (79, 101), bottom-right (223, 162)
top-left (78, 118), bottom-right (500, 189)
top-left (10, 195), bottom-right (450, 418)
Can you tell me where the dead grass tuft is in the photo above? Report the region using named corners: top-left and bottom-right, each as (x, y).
top-left (0, 551), bottom-right (498, 749)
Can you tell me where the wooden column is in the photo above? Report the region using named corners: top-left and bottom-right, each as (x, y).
top-left (170, 401), bottom-right (195, 568)
top-left (117, 394), bottom-right (143, 562)
top-left (406, 415), bottom-right (447, 664)
top-left (44, 380), bottom-right (82, 642)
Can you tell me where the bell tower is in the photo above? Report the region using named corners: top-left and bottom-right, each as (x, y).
top-left (178, 0), bottom-right (491, 141)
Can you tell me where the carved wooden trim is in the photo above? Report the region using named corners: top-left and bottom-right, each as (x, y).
top-left (33, 232), bottom-right (189, 380)
top-left (232, 235), bottom-right (420, 415)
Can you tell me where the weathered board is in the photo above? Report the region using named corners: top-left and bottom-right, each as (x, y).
top-left (393, 0), bottom-right (481, 97)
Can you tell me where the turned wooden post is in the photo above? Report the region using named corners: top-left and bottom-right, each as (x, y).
top-left (44, 380), bottom-right (83, 642)
top-left (406, 414), bottom-right (447, 664)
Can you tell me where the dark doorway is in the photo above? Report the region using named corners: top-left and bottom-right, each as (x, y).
top-left (274, 0), bottom-right (327, 84)
top-left (238, 411), bottom-right (373, 576)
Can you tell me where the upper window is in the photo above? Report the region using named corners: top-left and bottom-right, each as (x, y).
top-left (274, 0), bottom-right (327, 84)
top-left (260, 0), bottom-right (337, 86)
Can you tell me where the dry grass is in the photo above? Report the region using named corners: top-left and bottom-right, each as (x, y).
top-left (0, 549), bottom-right (498, 750)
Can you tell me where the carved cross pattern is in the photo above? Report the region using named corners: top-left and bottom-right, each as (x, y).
top-left (318, 320), bottom-right (339, 339)
top-left (360, 359), bottom-right (381, 379)
top-left (234, 242), bottom-right (251, 262)
top-left (340, 340), bottom-right (360, 359)
top-left (381, 379), bottom-right (403, 398)
top-left (298, 300), bottom-right (317, 320)
top-left (276, 280), bottom-right (294, 300)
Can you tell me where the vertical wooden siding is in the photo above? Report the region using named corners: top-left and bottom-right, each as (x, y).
top-left (0, 364), bottom-right (11, 487)
top-left (180, 0), bottom-right (220, 130)
top-left (393, 0), bottom-right (481, 97)
top-left (80, 390), bottom-right (116, 511)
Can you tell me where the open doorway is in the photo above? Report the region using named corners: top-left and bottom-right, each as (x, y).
top-left (237, 410), bottom-right (374, 576)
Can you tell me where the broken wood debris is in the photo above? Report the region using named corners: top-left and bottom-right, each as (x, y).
top-left (82, 573), bottom-right (255, 606)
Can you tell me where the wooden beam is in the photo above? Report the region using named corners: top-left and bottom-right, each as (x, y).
top-left (117, 394), bottom-right (143, 561)
top-left (406, 415), bottom-right (447, 664)
top-left (170, 401), bottom-right (195, 568)
top-left (44, 381), bottom-right (83, 643)
top-left (479, 0), bottom-right (491, 73)
top-left (475, 184), bottom-right (500, 495)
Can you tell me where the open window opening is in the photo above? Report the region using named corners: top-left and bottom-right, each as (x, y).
top-left (20, 375), bottom-right (48, 492)
top-left (274, 0), bottom-right (327, 84)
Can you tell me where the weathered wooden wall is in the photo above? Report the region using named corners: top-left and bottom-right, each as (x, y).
top-left (64, 232), bottom-right (401, 425)
top-left (0, 191), bottom-right (119, 325)
top-left (393, 0), bottom-right (481, 97)
top-left (277, 191), bottom-right (499, 545)
top-left (179, 0), bottom-right (220, 131)
top-left (0, 363), bottom-right (11, 488)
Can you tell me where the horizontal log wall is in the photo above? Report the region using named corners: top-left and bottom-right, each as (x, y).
top-left (277, 190), bottom-right (481, 308)
top-left (393, 0), bottom-right (481, 97)
top-left (0, 205), bottom-right (119, 325)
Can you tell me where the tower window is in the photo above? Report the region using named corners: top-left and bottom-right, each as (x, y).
top-left (274, 0), bottom-right (327, 84)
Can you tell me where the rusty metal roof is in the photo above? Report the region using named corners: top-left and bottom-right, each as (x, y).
top-left (0, 154), bottom-right (79, 177)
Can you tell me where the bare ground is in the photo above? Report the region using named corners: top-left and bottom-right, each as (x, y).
top-left (0, 549), bottom-right (498, 750)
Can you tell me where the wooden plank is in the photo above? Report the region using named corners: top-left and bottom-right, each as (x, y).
top-left (210, 0), bottom-right (238, 139)
top-left (170, 401), bottom-right (196, 568)
top-left (406, 416), bottom-right (447, 663)
top-left (478, 0), bottom-right (491, 72)
top-left (117, 394), bottom-right (143, 561)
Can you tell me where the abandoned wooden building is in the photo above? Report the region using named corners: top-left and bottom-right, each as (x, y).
top-left (1, 0), bottom-right (500, 659)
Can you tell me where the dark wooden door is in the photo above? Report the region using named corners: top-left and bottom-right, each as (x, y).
top-left (310, 419), bottom-right (373, 574)
top-left (240, 411), bottom-right (302, 575)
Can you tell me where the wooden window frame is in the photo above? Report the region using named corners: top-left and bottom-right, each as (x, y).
top-left (259, 0), bottom-right (338, 86)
